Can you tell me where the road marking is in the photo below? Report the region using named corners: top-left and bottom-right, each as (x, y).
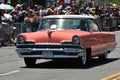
top-left (0, 70), bottom-right (20, 76)
top-left (101, 72), bottom-right (120, 80)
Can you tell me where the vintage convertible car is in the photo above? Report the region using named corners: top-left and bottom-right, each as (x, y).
top-left (16, 15), bottom-right (116, 67)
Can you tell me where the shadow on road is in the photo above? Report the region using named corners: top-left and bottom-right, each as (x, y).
top-left (21, 58), bottom-right (120, 69)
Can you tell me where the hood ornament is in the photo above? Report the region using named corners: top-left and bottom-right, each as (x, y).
top-left (47, 24), bottom-right (57, 38)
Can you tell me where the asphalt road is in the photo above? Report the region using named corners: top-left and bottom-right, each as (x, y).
top-left (0, 31), bottom-right (120, 80)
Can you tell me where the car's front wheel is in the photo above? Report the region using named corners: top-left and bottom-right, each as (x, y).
top-left (78, 50), bottom-right (88, 67)
top-left (24, 58), bottom-right (36, 67)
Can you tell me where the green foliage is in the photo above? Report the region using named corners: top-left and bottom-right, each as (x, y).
top-left (11, 0), bottom-right (46, 6)
top-left (109, 0), bottom-right (120, 4)
top-left (76, 0), bottom-right (83, 7)
top-left (32, 0), bottom-right (46, 6)
top-left (11, 0), bottom-right (28, 6)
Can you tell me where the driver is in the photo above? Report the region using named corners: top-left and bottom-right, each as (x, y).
top-left (76, 20), bottom-right (87, 31)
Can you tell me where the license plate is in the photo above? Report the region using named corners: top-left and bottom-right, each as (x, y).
top-left (42, 51), bottom-right (53, 58)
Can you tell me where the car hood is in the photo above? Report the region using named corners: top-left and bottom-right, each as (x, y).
top-left (20, 30), bottom-right (89, 44)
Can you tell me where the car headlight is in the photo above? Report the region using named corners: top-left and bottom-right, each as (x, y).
top-left (72, 36), bottom-right (80, 44)
top-left (17, 36), bottom-right (25, 44)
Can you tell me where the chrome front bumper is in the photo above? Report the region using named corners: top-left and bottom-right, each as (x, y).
top-left (16, 44), bottom-right (85, 58)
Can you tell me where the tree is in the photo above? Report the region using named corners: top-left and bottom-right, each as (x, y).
top-left (11, 0), bottom-right (27, 6)
top-left (109, 0), bottom-right (120, 4)
top-left (32, 0), bottom-right (46, 6)
top-left (11, 0), bottom-right (46, 6)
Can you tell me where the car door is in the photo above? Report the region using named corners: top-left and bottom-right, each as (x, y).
top-left (85, 19), bottom-right (106, 56)
top-left (99, 32), bottom-right (116, 51)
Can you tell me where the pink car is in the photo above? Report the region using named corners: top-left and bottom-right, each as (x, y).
top-left (16, 15), bottom-right (116, 67)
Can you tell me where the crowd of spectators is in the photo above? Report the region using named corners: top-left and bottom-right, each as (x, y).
top-left (0, 1), bottom-right (120, 46)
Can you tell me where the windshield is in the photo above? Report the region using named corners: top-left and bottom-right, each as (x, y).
top-left (38, 18), bottom-right (100, 32)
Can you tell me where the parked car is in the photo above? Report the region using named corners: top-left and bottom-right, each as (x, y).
top-left (16, 15), bottom-right (117, 67)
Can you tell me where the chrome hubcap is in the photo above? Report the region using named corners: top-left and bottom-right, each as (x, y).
top-left (81, 52), bottom-right (86, 65)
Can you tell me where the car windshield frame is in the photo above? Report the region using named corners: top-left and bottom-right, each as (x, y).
top-left (38, 18), bottom-right (100, 32)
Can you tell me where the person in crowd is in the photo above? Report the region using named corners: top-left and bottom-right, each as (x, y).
top-left (32, 11), bottom-right (40, 32)
top-left (0, 9), bottom-right (2, 24)
top-left (1, 10), bottom-right (12, 22)
top-left (23, 11), bottom-right (34, 32)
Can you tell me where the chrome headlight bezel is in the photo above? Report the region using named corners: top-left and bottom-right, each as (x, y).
top-left (72, 35), bottom-right (80, 44)
top-left (17, 35), bottom-right (25, 44)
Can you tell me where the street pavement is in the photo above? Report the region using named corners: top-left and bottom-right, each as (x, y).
top-left (0, 31), bottom-right (120, 80)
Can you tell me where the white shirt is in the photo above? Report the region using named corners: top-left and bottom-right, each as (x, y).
top-left (4, 13), bottom-right (12, 21)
